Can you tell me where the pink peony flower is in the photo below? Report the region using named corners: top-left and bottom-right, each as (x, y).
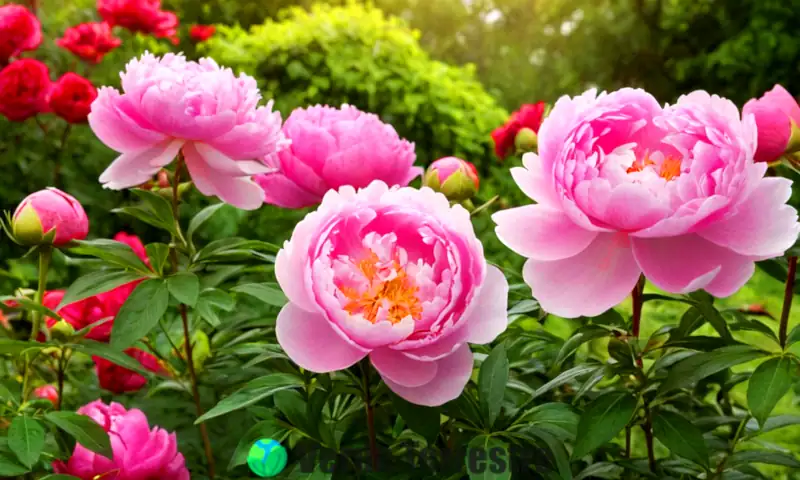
top-left (493, 88), bottom-right (800, 318)
top-left (13, 188), bottom-right (89, 246)
top-left (89, 52), bottom-right (287, 210)
top-left (743, 85), bottom-right (800, 163)
top-left (254, 105), bottom-right (421, 209)
top-left (275, 181), bottom-right (508, 406)
top-left (53, 400), bottom-right (189, 480)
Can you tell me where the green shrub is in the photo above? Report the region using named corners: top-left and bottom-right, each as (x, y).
top-left (201, 2), bottom-right (507, 169)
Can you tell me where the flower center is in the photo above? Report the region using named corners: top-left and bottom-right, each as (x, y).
top-left (341, 252), bottom-right (422, 324)
top-left (626, 154), bottom-right (682, 180)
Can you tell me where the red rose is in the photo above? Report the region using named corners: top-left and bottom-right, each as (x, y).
top-left (0, 4), bottom-right (41, 63)
top-left (48, 73), bottom-right (98, 124)
top-left (56, 22), bottom-right (121, 64)
top-left (97, 0), bottom-right (178, 43)
top-left (491, 102), bottom-right (546, 160)
top-left (0, 58), bottom-right (50, 121)
top-left (189, 24), bottom-right (215, 43)
top-left (94, 348), bottom-right (163, 394)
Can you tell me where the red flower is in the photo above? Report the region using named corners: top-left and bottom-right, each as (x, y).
top-left (97, 0), bottom-right (178, 43)
top-left (189, 24), bottom-right (215, 43)
top-left (94, 348), bottom-right (163, 394)
top-left (56, 22), bottom-right (121, 64)
top-left (0, 4), bottom-right (41, 63)
top-left (43, 291), bottom-right (116, 342)
top-left (48, 73), bottom-right (97, 124)
top-left (0, 58), bottom-right (50, 121)
top-left (491, 102), bottom-right (546, 160)
top-left (33, 385), bottom-right (58, 405)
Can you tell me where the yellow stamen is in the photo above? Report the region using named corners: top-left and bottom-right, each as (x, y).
top-left (342, 252), bottom-right (422, 324)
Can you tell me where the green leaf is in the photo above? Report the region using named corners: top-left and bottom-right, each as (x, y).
top-left (686, 292), bottom-right (733, 341)
top-left (745, 415), bottom-right (800, 438)
top-left (727, 450), bottom-right (800, 468)
top-left (68, 340), bottom-right (152, 375)
top-left (517, 403), bottom-right (579, 440)
top-left (146, 243), bottom-right (170, 276)
top-left (68, 239), bottom-right (151, 274)
top-left (0, 451), bottom-right (29, 476)
top-left (40, 475), bottom-right (83, 480)
top-left (188, 203), bottom-right (226, 243)
top-left (111, 189), bottom-right (177, 235)
top-left (0, 338), bottom-right (46, 355)
top-left (659, 345), bottom-right (766, 394)
top-left (554, 326), bottom-right (611, 366)
top-left (110, 279), bottom-right (170, 349)
top-left (194, 237), bottom-right (280, 264)
top-left (0, 296), bottom-right (63, 323)
top-left (167, 272), bottom-right (200, 306)
top-left (195, 288), bottom-right (236, 327)
top-left (747, 356), bottom-right (795, 426)
top-left (57, 270), bottom-right (146, 309)
top-left (232, 283), bottom-right (288, 307)
top-left (507, 299), bottom-right (539, 316)
top-left (571, 391), bottom-right (638, 459)
top-left (196, 373), bottom-right (303, 423)
top-left (573, 462), bottom-right (623, 480)
top-left (465, 435), bottom-right (511, 480)
top-left (787, 324), bottom-right (800, 346)
top-left (45, 411), bottom-right (113, 458)
top-left (389, 391), bottom-right (440, 444)
top-left (227, 418), bottom-right (286, 471)
top-left (524, 427), bottom-right (572, 480)
top-left (528, 363), bottom-right (600, 401)
top-left (478, 343), bottom-right (509, 428)
top-left (652, 410), bottom-right (708, 467)
top-left (8, 416), bottom-right (45, 468)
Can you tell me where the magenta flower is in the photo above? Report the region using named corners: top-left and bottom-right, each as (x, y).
top-left (275, 181), bottom-right (508, 406)
top-left (89, 52), bottom-right (287, 210)
top-left (493, 88), bottom-right (800, 318)
top-left (743, 85), bottom-right (800, 163)
top-left (53, 400), bottom-right (189, 480)
top-left (254, 105), bottom-right (421, 209)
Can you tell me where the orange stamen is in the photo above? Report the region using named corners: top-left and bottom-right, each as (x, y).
top-left (342, 252), bottom-right (422, 324)
top-left (658, 157), bottom-right (682, 181)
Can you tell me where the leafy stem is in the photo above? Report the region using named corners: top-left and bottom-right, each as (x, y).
top-left (360, 359), bottom-right (379, 472)
top-left (630, 276), bottom-right (656, 472)
top-left (779, 255), bottom-right (797, 349)
top-left (21, 246), bottom-right (52, 402)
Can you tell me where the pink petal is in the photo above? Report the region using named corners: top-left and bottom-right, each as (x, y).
top-left (99, 139), bottom-right (183, 189)
top-left (492, 205), bottom-right (597, 261)
top-left (256, 173), bottom-right (322, 209)
top-left (382, 343), bottom-right (474, 407)
top-left (510, 153), bottom-right (560, 207)
top-left (462, 265), bottom-right (509, 344)
top-left (276, 303), bottom-right (368, 373)
top-left (522, 233), bottom-right (641, 318)
top-left (88, 88), bottom-right (167, 153)
top-left (183, 142), bottom-right (265, 210)
top-left (370, 347), bottom-right (438, 388)
top-left (632, 233), bottom-right (755, 297)
top-left (699, 177), bottom-right (800, 258)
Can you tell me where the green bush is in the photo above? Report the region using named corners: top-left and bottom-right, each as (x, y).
top-left (201, 2), bottom-right (507, 169)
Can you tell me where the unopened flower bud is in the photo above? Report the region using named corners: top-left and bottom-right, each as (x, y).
top-left (156, 170), bottom-right (170, 189)
top-left (173, 330), bottom-right (211, 373)
top-left (33, 385), bottom-right (58, 406)
top-left (49, 319), bottom-right (75, 341)
top-left (11, 188), bottom-right (88, 247)
top-left (514, 127), bottom-right (538, 154)
top-left (423, 156), bottom-right (480, 201)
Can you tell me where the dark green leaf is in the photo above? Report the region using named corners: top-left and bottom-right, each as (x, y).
top-left (528, 364), bottom-right (600, 401)
top-left (68, 239), bottom-right (151, 273)
top-left (40, 475), bottom-right (83, 480)
top-left (113, 189), bottom-right (177, 235)
top-left (479, 344), bottom-right (509, 427)
top-left (57, 270), bottom-right (145, 309)
top-left (232, 283), bottom-right (288, 307)
top-left (465, 435), bottom-right (511, 480)
top-left (188, 203), bottom-right (226, 243)
top-left (745, 415), bottom-right (800, 438)
top-left (524, 427), bottom-right (572, 480)
top-left (727, 450), bottom-right (800, 468)
top-left (195, 288), bottom-right (236, 327)
top-left (110, 279), bottom-right (170, 349)
top-left (45, 411), bottom-right (113, 458)
top-left (659, 345), bottom-right (767, 394)
top-left (554, 326), bottom-right (611, 366)
top-left (518, 403), bottom-right (579, 440)
top-left (8, 416), bottom-right (45, 468)
top-left (167, 272), bottom-right (200, 306)
top-left (573, 462), bottom-right (623, 480)
top-left (572, 391), bottom-right (638, 459)
top-left (652, 410), bottom-right (708, 466)
top-left (146, 243), bottom-right (170, 275)
top-left (686, 292), bottom-right (733, 341)
top-left (389, 391), bottom-right (440, 444)
top-left (0, 338), bottom-right (46, 355)
top-left (507, 299), bottom-right (539, 315)
top-left (747, 356), bottom-right (795, 426)
top-left (69, 340), bottom-right (152, 375)
top-left (0, 451), bottom-right (29, 476)
top-left (196, 373), bottom-right (303, 423)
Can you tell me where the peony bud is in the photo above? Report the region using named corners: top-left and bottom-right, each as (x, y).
top-left (33, 385), bottom-right (58, 406)
top-left (423, 156), bottom-right (480, 201)
top-left (514, 127), bottom-right (538, 154)
top-left (12, 188), bottom-right (89, 247)
top-left (173, 330), bottom-right (211, 373)
top-left (743, 85), bottom-right (800, 163)
top-left (49, 319), bottom-right (75, 341)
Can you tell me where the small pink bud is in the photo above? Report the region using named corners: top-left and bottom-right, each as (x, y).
top-left (423, 156), bottom-right (480, 201)
top-left (743, 85), bottom-right (800, 163)
top-left (33, 385), bottom-right (58, 405)
top-left (156, 170), bottom-right (170, 189)
top-left (12, 188), bottom-right (89, 246)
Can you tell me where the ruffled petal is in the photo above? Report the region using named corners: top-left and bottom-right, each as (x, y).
top-left (382, 343), bottom-right (474, 407)
top-left (99, 139), bottom-right (183, 189)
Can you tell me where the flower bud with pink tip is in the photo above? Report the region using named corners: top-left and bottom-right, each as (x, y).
top-left (743, 85), bottom-right (800, 163)
top-left (12, 188), bottom-right (89, 247)
top-left (423, 156), bottom-right (480, 201)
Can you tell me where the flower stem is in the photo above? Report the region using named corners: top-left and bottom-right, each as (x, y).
top-left (642, 404), bottom-right (656, 472)
top-left (631, 276), bottom-right (656, 472)
top-left (170, 157), bottom-right (216, 479)
top-left (779, 256), bottom-right (797, 349)
top-left (21, 247), bottom-right (51, 401)
top-left (56, 349), bottom-right (70, 410)
top-left (361, 360), bottom-right (379, 472)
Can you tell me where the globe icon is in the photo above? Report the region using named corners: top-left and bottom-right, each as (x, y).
top-left (247, 438), bottom-right (288, 477)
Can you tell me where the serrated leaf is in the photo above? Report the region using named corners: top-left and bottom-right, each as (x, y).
top-left (478, 343), bottom-right (508, 427)
top-left (389, 391), bottom-right (440, 444)
top-left (571, 392), bottom-right (638, 459)
top-left (465, 435), bottom-right (511, 480)
top-left (659, 345), bottom-right (766, 394)
top-left (196, 373), bottom-right (303, 423)
top-left (747, 356), bottom-right (795, 426)
top-left (8, 416), bottom-right (45, 468)
top-left (232, 283), bottom-right (288, 307)
top-left (110, 279), bottom-right (170, 349)
top-left (45, 411), bottom-right (112, 458)
top-left (652, 410), bottom-right (708, 467)
top-left (167, 272), bottom-right (200, 306)
top-left (57, 270), bottom-right (145, 309)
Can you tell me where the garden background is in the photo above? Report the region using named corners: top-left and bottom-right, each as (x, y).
top-left (3, 0), bottom-right (800, 478)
